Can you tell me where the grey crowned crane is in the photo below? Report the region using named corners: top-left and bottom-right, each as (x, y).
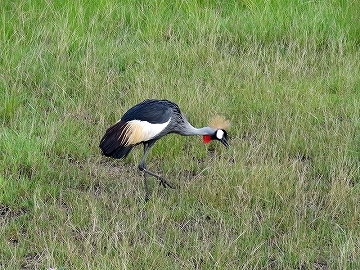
top-left (99, 99), bottom-right (230, 200)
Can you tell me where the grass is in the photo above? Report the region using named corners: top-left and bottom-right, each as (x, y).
top-left (1, 0), bottom-right (359, 268)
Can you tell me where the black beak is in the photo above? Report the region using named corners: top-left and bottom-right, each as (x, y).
top-left (220, 137), bottom-right (229, 148)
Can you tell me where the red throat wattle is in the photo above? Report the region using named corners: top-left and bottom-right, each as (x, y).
top-left (202, 135), bottom-right (211, 144)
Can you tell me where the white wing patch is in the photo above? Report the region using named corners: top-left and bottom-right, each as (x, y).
top-left (122, 118), bottom-right (171, 146)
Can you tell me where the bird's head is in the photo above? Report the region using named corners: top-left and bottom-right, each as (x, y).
top-left (202, 115), bottom-right (230, 147)
top-left (203, 129), bottom-right (229, 147)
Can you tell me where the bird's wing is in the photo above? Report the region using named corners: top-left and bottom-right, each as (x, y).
top-left (99, 120), bottom-right (134, 158)
top-left (121, 99), bottom-right (174, 124)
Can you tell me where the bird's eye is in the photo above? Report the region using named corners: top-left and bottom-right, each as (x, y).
top-left (216, 129), bottom-right (224, 140)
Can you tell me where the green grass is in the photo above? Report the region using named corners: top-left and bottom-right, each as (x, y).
top-left (1, 0), bottom-right (359, 268)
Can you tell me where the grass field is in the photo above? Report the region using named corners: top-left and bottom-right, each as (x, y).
top-left (1, 0), bottom-right (359, 269)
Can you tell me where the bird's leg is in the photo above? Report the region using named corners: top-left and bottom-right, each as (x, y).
top-left (143, 172), bottom-right (150, 202)
top-left (139, 143), bottom-right (174, 192)
top-left (140, 143), bottom-right (150, 201)
top-left (141, 167), bottom-right (174, 189)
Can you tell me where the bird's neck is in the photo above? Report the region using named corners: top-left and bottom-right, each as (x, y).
top-left (181, 123), bottom-right (216, 136)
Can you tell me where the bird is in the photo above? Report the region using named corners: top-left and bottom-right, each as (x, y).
top-left (99, 99), bottom-right (230, 201)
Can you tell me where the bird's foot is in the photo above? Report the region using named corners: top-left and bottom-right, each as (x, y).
top-left (141, 167), bottom-right (175, 189)
top-left (158, 177), bottom-right (175, 189)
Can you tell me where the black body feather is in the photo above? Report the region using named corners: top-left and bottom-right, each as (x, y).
top-left (121, 99), bottom-right (177, 123)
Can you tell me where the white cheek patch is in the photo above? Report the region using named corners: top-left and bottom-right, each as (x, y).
top-left (216, 129), bottom-right (224, 140)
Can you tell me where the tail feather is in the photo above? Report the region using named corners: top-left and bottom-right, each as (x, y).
top-left (109, 145), bottom-right (133, 159)
top-left (99, 121), bottom-right (134, 159)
